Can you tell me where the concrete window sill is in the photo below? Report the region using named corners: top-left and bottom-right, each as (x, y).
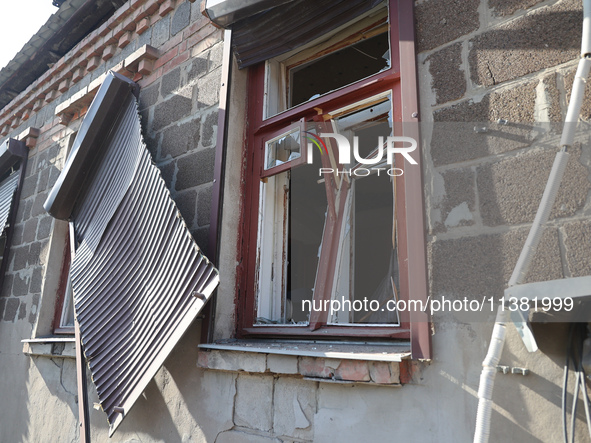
top-left (22, 337), bottom-right (76, 359)
top-left (198, 340), bottom-right (413, 385)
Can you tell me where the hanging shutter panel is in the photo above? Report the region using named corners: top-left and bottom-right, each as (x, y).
top-left (44, 72), bottom-right (219, 436)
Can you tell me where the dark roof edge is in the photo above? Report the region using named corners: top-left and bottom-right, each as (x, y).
top-left (44, 71), bottom-right (139, 220)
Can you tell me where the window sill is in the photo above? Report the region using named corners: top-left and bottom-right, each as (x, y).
top-left (22, 337), bottom-right (76, 359)
top-left (198, 340), bottom-right (413, 385)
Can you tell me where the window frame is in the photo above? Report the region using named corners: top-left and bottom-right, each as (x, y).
top-left (236, 0), bottom-right (430, 358)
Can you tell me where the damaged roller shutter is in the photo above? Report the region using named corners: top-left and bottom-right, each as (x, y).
top-left (204, 0), bottom-right (383, 68)
top-left (0, 138), bottom-right (28, 295)
top-left (44, 72), bottom-right (219, 436)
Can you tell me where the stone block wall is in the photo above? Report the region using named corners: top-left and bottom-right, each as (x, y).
top-left (417, 0), bottom-right (591, 440)
top-left (417, 0), bottom-right (591, 292)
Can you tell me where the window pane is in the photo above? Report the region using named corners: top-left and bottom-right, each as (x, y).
top-left (289, 31), bottom-right (390, 108)
top-left (60, 275), bottom-right (75, 328)
top-left (329, 95), bottom-right (399, 325)
top-left (256, 160), bottom-right (327, 325)
top-left (265, 128), bottom-right (301, 170)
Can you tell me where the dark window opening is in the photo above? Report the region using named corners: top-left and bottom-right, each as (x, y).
top-left (289, 31), bottom-right (390, 108)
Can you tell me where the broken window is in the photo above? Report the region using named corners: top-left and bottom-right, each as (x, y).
top-left (242, 1), bottom-right (414, 339)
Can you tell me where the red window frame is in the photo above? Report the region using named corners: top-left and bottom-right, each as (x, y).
top-left (236, 0), bottom-right (431, 358)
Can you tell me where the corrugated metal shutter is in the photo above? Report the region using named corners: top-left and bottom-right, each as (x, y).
top-left (0, 171), bottom-right (19, 234)
top-left (231, 0), bottom-right (383, 68)
top-left (44, 72), bottom-right (219, 435)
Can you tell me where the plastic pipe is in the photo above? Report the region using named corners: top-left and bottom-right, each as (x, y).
top-left (560, 58), bottom-right (591, 148)
top-left (474, 308), bottom-right (509, 443)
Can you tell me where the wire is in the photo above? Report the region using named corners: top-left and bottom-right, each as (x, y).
top-left (563, 323), bottom-right (591, 443)
top-left (564, 324), bottom-right (574, 443)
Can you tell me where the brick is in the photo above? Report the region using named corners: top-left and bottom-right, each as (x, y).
top-left (157, 32), bottom-right (183, 55)
top-left (430, 228), bottom-right (563, 301)
top-left (427, 42), bottom-right (465, 105)
top-left (489, 0), bottom-right (547, 17)
top-left (235, 374), bottom-right (273, 431)
top-left (4, 298), bottom-right (19, 321)
top-left (136, 17), bottom-right (150, 35)
top-left (432, 168), bottom-right (475, 234)
top-left (415, 0), bottom-right (479, 52)
top-left (57, 79), bottom-right (70, 94)
top-left (432, 81), bottom-right (537, 166)
top-left (563, 220), bottom-right (591, 277)
top-left (102, 45), bottom-right (116, 61)
top-left (477, 145), bottom-right (589, 226)
top-left (154, 47), bottom-right (179, 70)
top-left (159, 0), bottom-right (175, 17)
top-left (138, 59), bottom-right (155, 75)
top-left (175, 148), bottom-right (215, 191)
top-left (171, 1), bottom-right (191, 36)
top-left (163, 50), bottom-right (190, 74)
top-left (273, 378), bottom-right (314, 440)
top-left (86, 56), bottom-right (101, 72)
top-left (174, 189), bottom-right (197, 226)
top-left (197, 185), bottom-right (212, 226)
top-left (161, 66), bottom-right (180, 97)
top-left (118, 31), bottom-right (133, 49)
top-left (152, 93), bottom-right (192, 131)
top-left (130, 0), bottom-right (144, 10)
top-left (470, 0), bottom-right (581, 87)
top-left (161, 118), bottom-right (200, 159)
top-left (71, 67), bottom-right (84, 83)
top-left (368, 362), bottom-right (400, 384)
top-left (298, 357), bottom-right (334, 379)
top-left (0, 299), bottom-right (5, 317)
top-left (334, 360), bottom-right (370, 382)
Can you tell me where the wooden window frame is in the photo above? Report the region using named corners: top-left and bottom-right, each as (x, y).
top-left (236, 0), bottom-right (431, 359)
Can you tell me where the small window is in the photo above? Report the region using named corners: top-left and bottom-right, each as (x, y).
top-left (53, 235), bottom-right (74, 334)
